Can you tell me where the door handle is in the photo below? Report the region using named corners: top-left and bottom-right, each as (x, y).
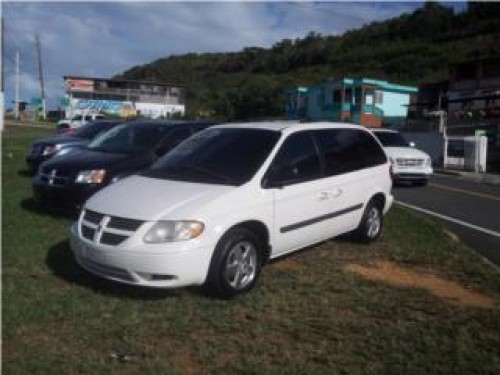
top-left (317, 191), bottom-right (329, 201)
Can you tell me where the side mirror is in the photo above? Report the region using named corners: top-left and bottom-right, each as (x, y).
top-left (409, 142), bottom-right (416, 148)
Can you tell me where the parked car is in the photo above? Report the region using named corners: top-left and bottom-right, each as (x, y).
top-left (57, 113), bottom-right (105, 132)
top-left (69, 122), bottom-right (393, 298)
top-left (33, 120), bottom-right (217, 211)
top-left (371, 128), bottom-right (433, 185)
top-left (26, 120), bottom-right (123, 173)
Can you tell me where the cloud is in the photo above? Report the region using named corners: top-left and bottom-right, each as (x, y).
top-left (2, 1), bottom-right (431, 109)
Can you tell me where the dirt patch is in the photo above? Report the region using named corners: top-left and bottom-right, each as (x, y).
top-left (271, 259), bottom-right (302, 272)
top-left (345, 261), bottom-right (497, 309)
top-left (173, 352), bottom-right (202, 375)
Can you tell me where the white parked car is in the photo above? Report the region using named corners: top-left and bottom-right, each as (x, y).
top-left (69, 122), bottom-right (394, 298)
top-left (371, 128), bottom-right (433, 185)
top-left (57, 113), bottom-right (105, 132)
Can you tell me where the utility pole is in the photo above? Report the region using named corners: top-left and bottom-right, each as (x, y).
top-left (1, 14), bottom-right (5, 131)
top-left (14, 50), bottom-right (19, 120)
top-left (35, 35), bottom-right (46, 120)
top-left (1, 15), bottom-right (4, 93)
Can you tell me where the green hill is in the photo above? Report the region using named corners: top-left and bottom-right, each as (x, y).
top-left (116, 2), bottom-right (500, 120)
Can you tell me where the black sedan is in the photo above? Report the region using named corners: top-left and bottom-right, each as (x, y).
top-left (26, 120), bottom-right (123, 173)
top-left (32, 120), bottom-right (217, 211)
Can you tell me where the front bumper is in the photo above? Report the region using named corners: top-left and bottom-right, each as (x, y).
top-left (26, 155), bottom-right (50, 174)
top-left (69, 223), bottom-right (214, 288)
top-left (33, 177), bottom-right (102, 210)
top-left (392, 166), bottom-right (433, 182)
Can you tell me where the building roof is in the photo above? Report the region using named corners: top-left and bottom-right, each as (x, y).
top-left (306, 77), bottom-right (417, 93)
top-left (63, 75), bottom-right (186, 88)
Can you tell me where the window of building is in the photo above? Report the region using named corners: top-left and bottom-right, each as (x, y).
top-left (375, 92), bottom-right (384, 104)
top-left (333, 89), bottom-right (342, 103)
top-left (317, 88), bottom-right (325, 107)
top-left (345, 88), bottom-right (353, 104)
top-left (354, 87), bottom-right (362, 106)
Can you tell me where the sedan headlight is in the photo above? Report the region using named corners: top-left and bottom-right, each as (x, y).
top-left (42, 144), bottom-right (62, 156)
top-left (143, 221), bottom-right (204, 243)
top-left (75, 169), bottom-right (106, 184)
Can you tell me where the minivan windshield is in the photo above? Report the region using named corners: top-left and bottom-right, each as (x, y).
top-left (373, 131), bottom-right (409, 147)
top-left (142, 128), bottom-right (280, 186)
top-left (87, 123), bottom-right (165, 153)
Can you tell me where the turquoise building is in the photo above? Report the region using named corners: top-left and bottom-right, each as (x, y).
top-left (285, 78), bottom-right (417, 127)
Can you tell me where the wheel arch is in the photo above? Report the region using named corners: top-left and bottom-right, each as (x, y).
top-left (370, 192), bottom-right (386, 211)
top-left (224, 220), bottom-right (272, 265)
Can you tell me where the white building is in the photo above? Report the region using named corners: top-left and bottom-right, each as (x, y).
top-left (63, 76), bottom-right (186, 119)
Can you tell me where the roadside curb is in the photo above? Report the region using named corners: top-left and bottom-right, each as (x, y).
top-left (435, 169), bottom-right (500, 186)
top-left (434, 169), bottom-right (462, 176)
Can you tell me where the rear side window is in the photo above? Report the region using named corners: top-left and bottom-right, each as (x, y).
top-left (266, 131), bottom-right (321, 186)
top-left (315, 129), bottom-right (387, 176)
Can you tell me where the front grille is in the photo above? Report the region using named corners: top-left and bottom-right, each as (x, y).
top-left (79, 209), bottom-right (145, 246)
top-left (81, 225), bottom-right (95, 241)
top-left (41, 166), bottom-right (73, 177)
top-left (84, 210), bottom-right (104, 224)
top-left (39, 167), bottom-right (71, 187)
top-left (39, 175), bottom-right (68, 186)
top-left (100, 232), bottom-right (128, 246)
top-left (396, 158), bottom-right (424, 167)
top-left (108, 216), bottom-right (144, 231)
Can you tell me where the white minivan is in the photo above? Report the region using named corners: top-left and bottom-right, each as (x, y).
top-left (69, 122), bottom-right (393, 298)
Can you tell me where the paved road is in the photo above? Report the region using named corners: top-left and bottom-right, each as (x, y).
top-left (393, 174), bottom-right (500, 266)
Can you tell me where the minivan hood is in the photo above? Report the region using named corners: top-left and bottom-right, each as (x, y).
top-left (383, 147), bottom-right (429, 159)
top-left (85, 175), bottom-right (234, 221)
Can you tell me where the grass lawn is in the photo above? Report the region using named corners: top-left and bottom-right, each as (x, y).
top-left (3, 125), bottom-right (500, 374)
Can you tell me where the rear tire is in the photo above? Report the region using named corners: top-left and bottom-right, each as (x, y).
top-left (352, 201), bottom-right (383, 243)
top-left (204, 227), bottom-right (263, 299)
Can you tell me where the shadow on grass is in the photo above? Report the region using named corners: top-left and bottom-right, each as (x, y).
top-left (45, 239), bottom-right (199, 300)
top-left (20, 197), bottom-right (78, 220)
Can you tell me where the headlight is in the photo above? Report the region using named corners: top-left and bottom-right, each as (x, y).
top-left (75, 169), bottom-right (106, 184)
top-left (143, 221), bottom-right (204, 243)
top-left (42, 144), bottom-right (62, 156)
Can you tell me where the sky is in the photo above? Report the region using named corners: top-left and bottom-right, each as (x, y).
top-left (1, 1), bottom-right (466, 110)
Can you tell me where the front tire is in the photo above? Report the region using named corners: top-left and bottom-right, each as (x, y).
top-left (204, 227), bottom-right (262, 299)
top-left (352, 201), bottom-right (383, 243)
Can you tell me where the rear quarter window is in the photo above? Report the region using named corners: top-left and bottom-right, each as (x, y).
top-left (315, 129), bottom-right (387, 176)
